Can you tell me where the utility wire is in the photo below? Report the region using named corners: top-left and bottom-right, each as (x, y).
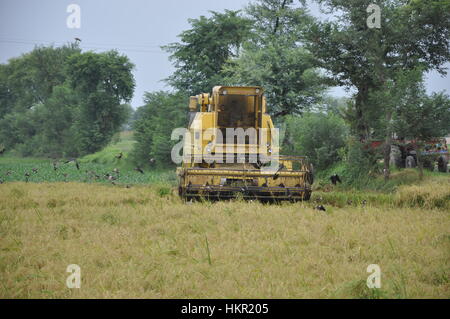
top-left (0, 37), bottom-right (167, 54)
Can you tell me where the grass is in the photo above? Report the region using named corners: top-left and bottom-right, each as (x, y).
top-left (80, 131), bottom-right (136, 170)
top-left (0, 156), bottom-right (175, 185)
top-left (1, 141), bottom-right (449, 298)
top-left (0, 182), bottom-right (449, 298)
top-left (0, 131), bottom-right (175, 186)
top-left (314, 162), bottom-right (449, 193)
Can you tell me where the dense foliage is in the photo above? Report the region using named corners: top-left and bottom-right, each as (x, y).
top-left (285, 112), bottom-right (348, 170)
top-left (0, 44), bottom-right (135, 157)
top-left (131, 91), bottom-right (187, 167)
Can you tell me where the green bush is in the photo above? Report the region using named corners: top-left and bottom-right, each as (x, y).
top-left (285, 112), bottom-right (348, 170)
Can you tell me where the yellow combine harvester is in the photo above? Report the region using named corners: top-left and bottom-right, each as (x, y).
top-left (177, 86), bottom-right (313, 201)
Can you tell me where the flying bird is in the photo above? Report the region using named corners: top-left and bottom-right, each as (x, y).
top-left (74, 37), bottom-right (81, 42)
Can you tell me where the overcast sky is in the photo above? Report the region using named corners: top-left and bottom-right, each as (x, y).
top-left (1, 0), bottom-right (449, 108)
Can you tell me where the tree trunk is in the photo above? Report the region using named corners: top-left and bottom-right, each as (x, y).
top-left (415, 142), bottom-right (424, 180)
top-left (383, 110), bottom-right (392, 181)
top-left (355, 85), bottom-right (370, 141)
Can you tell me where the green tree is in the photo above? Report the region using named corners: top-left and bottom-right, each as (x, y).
top-left (0, 45), bottom-right (135, 157)
top-left (224, 0), bottom-right (327, 118)
top-left (131, 91), bottom-right (187, 167)
top-left (285, 112), bottom-right (348, 170)
top-left (162, 10), bottom-right (252, 95)
top-left (305, 0), bottom-right (450, 140)
top-left (391, 73), bottom-right (450, 178)
top-left (66, 50), bottom-right (135, 155)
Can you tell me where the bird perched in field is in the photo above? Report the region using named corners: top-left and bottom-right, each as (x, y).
top-left (24, 172), bottom-right (30, 182)
top-left (330, 174), bottom-right (342, 185)
top-left (107, 175), bottom-right (117, 181)
top-left (75, 160), bottom-right (80, 170)
top-left (125, 185), bottom-right (131, 189)
top-left (113, 168), bottom-right (120, 175)
top-left (149, 158), bottom-right (155, 164)
top-left (314, 205), bottom-right (326, 211)
top-left (52, 161), bottom-right (58, 171)
top-left (115, 152), bottom-right (123, 160)
top-left (134, 166), bottom-right (144, 174)
top-left (347, 199), bottom-right (353, 205)
top-left (361, 199), bottom-right (367, 207)
top-left (314, 205), bottom-right (326, 212)
top-left (32, 168), bottom-right (38, 173)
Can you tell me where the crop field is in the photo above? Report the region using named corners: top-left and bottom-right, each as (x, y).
top-left (0, 172), bottom-right (449, 298)
top-left (0, 156), bottom-right (176, 186)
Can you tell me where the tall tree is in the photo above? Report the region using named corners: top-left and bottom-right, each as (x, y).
top-left (163, 10), bottom-right (252, 95)
top-left (224, 0), bottom-right (327, 119)
top-left (305, 0), bottom-right (450, 140)
top-left (0, 45), bottom-right (135, 157)
top-left (66, 50), bottom-right (135, 154)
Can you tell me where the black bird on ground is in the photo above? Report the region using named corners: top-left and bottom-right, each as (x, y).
top-left (134, 167), bottom-right (144, 174)
top-left (330, 174), bottom-right (342, 185)
top-left (115, 152), bottom-right (123, 160)
top-left (24, 172), bottom-right (30, 182)
top-left (314, 205), bottom-right (326, 212)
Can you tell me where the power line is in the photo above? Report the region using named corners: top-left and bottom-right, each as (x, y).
top-left (0, 37), bottom-right (167, 54)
